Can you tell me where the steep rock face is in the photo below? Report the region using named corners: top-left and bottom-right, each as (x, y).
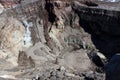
top-left (45, 0), bottom-right (95, 54)
top-left (0, 0), bottom-right (114, 79)
top-left (73, 0), bottom-right (120, 57)
top-left (0, 17), bottom-right (25, 65)
top-left (43, 0), bottom-right (99, 73)
top-left (0, 17), bottom-right (25, 53)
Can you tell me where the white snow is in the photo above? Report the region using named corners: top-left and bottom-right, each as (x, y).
top-left (22, 19), bottom-right (33, 48)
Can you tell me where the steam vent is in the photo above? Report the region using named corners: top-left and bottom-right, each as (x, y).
top-left (0, 0), bottom-right (120, 80)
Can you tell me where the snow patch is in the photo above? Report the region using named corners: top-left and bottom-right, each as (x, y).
top-left (22, 19), bottom-right (33, 48)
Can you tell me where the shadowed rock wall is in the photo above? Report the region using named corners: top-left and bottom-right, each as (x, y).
top-left (73, 0), bottom-right (120, 58)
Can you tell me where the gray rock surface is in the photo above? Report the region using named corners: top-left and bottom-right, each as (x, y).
top-left (32, 68), bottom-right (105, 80)
top-left (0, 0), bottom-right (118, 80)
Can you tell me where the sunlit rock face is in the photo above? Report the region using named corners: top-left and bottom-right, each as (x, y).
top-left (0, 17), bottom-right (26, 65)
top-left (0, 0), bottom-right (109, 79)
top-left (0, 4), bottom-right (4, 14)
top-left (45, 0), bottom-right (95, 54)
top-left (0, 0), bottom-right (21, 8)
top-left (0, 17), bottom-right (25, 53)
top-left (45, 0), bottom-right (96, 72)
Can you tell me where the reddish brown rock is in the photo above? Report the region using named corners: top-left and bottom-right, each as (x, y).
top-left (0, 0), bottom-right (21, 8)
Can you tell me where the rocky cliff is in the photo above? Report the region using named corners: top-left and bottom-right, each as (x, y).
top-left (0, 0), bottom-right (119, 80)
top-left (73, 0), bottom-right (120, 58)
